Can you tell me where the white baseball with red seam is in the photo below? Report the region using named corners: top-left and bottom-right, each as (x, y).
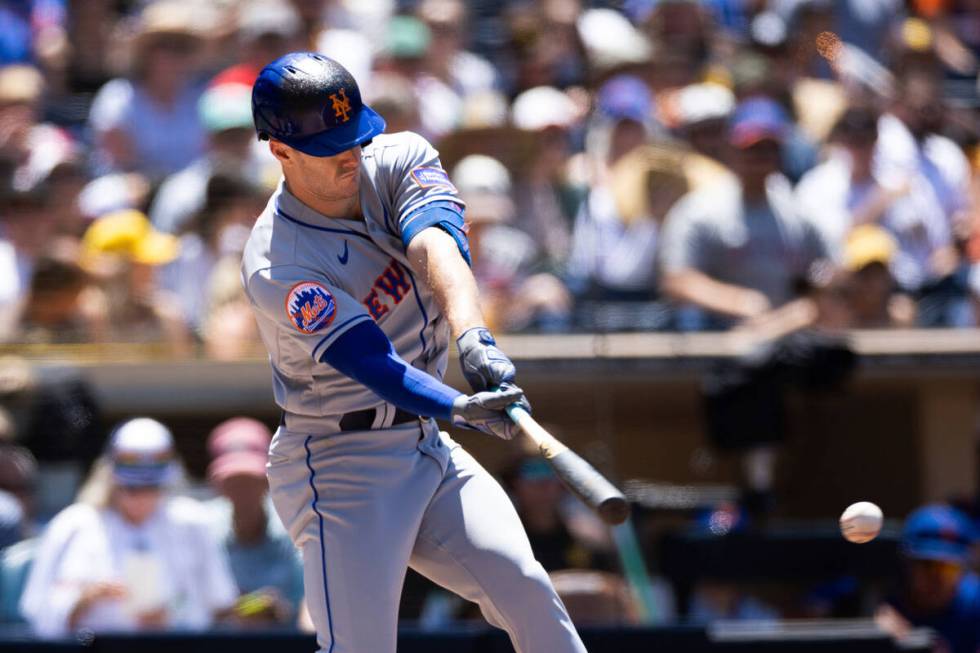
top-left (840, 501), bottom-right (883, 543)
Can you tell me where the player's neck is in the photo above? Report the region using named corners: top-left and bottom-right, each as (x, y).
top-left (286, 180), bottom-right (363, 221)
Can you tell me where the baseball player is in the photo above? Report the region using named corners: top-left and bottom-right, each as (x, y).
top-left (242, 52), bottom-right (587, 653)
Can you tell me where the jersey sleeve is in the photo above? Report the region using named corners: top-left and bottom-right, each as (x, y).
top-left (385, 133), bottom-right (464, 237)
top-left (659, 193), bottom-right (713, 274)
top-left (244, 265), bottom-right (373, 363)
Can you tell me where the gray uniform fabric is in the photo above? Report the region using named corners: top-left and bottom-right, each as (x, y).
top-left (660, 174), bottom-right (828, 308)
top-left (242, 131), bottom-right (586, 653)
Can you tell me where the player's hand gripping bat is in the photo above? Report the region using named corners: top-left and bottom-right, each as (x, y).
top-left (505, 404), bottom-right (630, 525)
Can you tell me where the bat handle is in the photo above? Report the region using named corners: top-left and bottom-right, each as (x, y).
top-left (505, 404), bottom-right (569, 458)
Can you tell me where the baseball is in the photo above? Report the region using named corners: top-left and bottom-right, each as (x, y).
top-left (840, 501), bottom-right (883, 543)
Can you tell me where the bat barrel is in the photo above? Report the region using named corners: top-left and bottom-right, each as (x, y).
top-left (550, 449), bottom-right (630, 525)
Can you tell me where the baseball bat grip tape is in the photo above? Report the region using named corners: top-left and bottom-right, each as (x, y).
top-left (504, 405), bottom-right (630, 525)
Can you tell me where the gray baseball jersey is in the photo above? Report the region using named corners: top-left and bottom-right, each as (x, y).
top-left (242, 131), bottom-right (587, 653)
top-left (242, 132), bottom-right (461, 433)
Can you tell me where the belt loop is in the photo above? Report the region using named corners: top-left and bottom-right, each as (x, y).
top-left (374, 404), bottom-right (395, 429)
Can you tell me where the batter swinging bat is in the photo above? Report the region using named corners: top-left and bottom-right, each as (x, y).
top-left (505, 404), bottom-right (630, 525)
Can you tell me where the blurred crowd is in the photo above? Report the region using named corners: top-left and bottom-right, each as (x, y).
top-left (4, 412), bottom-right (980, 651)
top-left (0, 0), bottom-right (976, 351)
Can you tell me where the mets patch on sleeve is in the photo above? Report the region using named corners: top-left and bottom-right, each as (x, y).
top-left (286, 281), bottom-right (337, 334)
top-left (410, 166), bottom-right (456, 190)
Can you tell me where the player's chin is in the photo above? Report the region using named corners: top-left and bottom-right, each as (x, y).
top-left (335, 170), bottom-right (360, 194)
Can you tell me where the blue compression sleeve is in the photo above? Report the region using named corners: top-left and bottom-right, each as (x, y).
top-left (320, 320), bottom-right (462, 420)
top-left (400, 201), bottom-right (471, 265)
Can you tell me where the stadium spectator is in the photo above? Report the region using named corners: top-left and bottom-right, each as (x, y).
top-left (364, 72), bottom-right (422, 135)
top-left (567, 145), bottom-right (691, 330)
top-left (0, 64), bottom-right (77, 193)
top-left (874, 66), bottom-right (974, 325)
top-left (501, 453), bottom-right (613, 574)
top-left (835, 225), bottom-right (917, 328)
top-left (209, 0), bottom-right (303, 89)
top-left (204, 418), bottom-right (304, 626)
top-left (453, 154), bottom-right (571, 332)
top-left (0, 441), bottom-right (39, 626)
top-left (660, 98), bottom-right (830, 330)
top-left (796, 106), bottom-right (900, 259)
top-left (159, 170), bottom-right (265, 332)
top-left (17, 246), bottom-right (106, 344)
top-left (0, 442), bottom-right (37, 531)
top-left (671, 83), bottom-right (736, 165)
top-left (510, 86), bottom-right (585, 273)
top-left (415, 0), bottom-right (500, 100)
top-left (0, 188), bottom-right (57, 341)
top-left (19, 418), bottom-right (237, 638)
top-left (877, 504), bottom-right (980, 653)
top-left (87, 1), bottom-right (208, 181)
top-left (0, 490), bottom-right (21, 551)
top-left (149, 82), bottom-right (271, 236)
top-left (199, 256), bottom-right (263, 360)
top-left (80, 210), bottom-right (191, 353)
top-left (510, 1), bottom-right (589, 93)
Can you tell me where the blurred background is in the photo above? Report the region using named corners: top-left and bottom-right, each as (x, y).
top-left (0, 0), bottom-right (978, 651)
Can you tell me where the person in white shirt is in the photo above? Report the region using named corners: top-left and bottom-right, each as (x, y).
top-left (19, 418), bottom-right (237, 639)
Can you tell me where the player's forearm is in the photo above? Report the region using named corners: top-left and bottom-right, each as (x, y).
top-left (321, 320), bottom-right (462, 419)
top-left (405, 227), bottom-right (485, 338)
top-left (661, 269), bottom-right (770, 319)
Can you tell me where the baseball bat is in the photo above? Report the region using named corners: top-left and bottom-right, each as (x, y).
top-left (505, 404), bottom-right (630, 525)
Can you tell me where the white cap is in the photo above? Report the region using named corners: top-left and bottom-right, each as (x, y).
top-left (451, 155), bottom-right (514, 222)
top-left (238, 0), bottom-right (301, 41)
top-left (676, 83), bottom-right (736, 126)
top-left (576, 9), bottom-right (653, 71)
top-left (511, 86), bottom-right (578, 131)
top-left (109, 418), bottom-right (176, 487)
top-left (452, 154), bottom-right (511, 196)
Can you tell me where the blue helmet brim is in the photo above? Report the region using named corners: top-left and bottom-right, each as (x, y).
top-left (283, 104), bottom-right (387, 157)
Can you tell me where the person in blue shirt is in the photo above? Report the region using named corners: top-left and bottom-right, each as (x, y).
top-left (877, 504), bottom-right (980, 653)
top-left (204, 417), bottom-right (304, 626)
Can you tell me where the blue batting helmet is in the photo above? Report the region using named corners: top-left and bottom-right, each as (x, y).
top-left (902, 504), bottom-right (975, 564)
top-left (251, 52), bottom-right (386, 157)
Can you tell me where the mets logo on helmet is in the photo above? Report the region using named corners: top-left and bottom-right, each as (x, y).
top-left (330, 88), bottom-right (352, 123)
top-left (286, 281), bottom-right (337, 333)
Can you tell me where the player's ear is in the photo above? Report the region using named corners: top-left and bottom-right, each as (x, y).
top-left (268, 140), bottom-right (291, 163)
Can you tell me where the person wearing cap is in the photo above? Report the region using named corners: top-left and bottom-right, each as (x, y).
top-left (874, 67), bottom-right (970, 319)
top-left (203, 417), bottom-right (303, 626)
top-left (87, 1), bottom-right (209, 182)
top-left (837, 225), bottom-right (916, 327)
top-left (566, 77), bottom-right (676, 315)
top-left (660, 96), bottom-right (831, 331)
top-left (149, 82), bottom-right (272, 236)
top-left (672, 83), bottom-right (736, 165)
top-left (19, 418), bottom-right (237, 638)
top-left (510, 86), bottom-right (586, 271)
top-left (158, 170), bottom-right (268, 333)
top-left (876, 505), bottom-right (980, 653)
top-left (244, 53), bottom-right (586, 652)
top-left (452, 154), bottom-right (571, 332)
top-left (80, 209), bottom-right (192, 351)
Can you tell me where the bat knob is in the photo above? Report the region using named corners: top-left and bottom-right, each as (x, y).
top-left (599, 496), bottom-right (630, 525)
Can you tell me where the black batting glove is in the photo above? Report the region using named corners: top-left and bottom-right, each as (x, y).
top-left (451, 384), bottom-right (525, 440)
top-left (456, 327), bottom-right (517, 392)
